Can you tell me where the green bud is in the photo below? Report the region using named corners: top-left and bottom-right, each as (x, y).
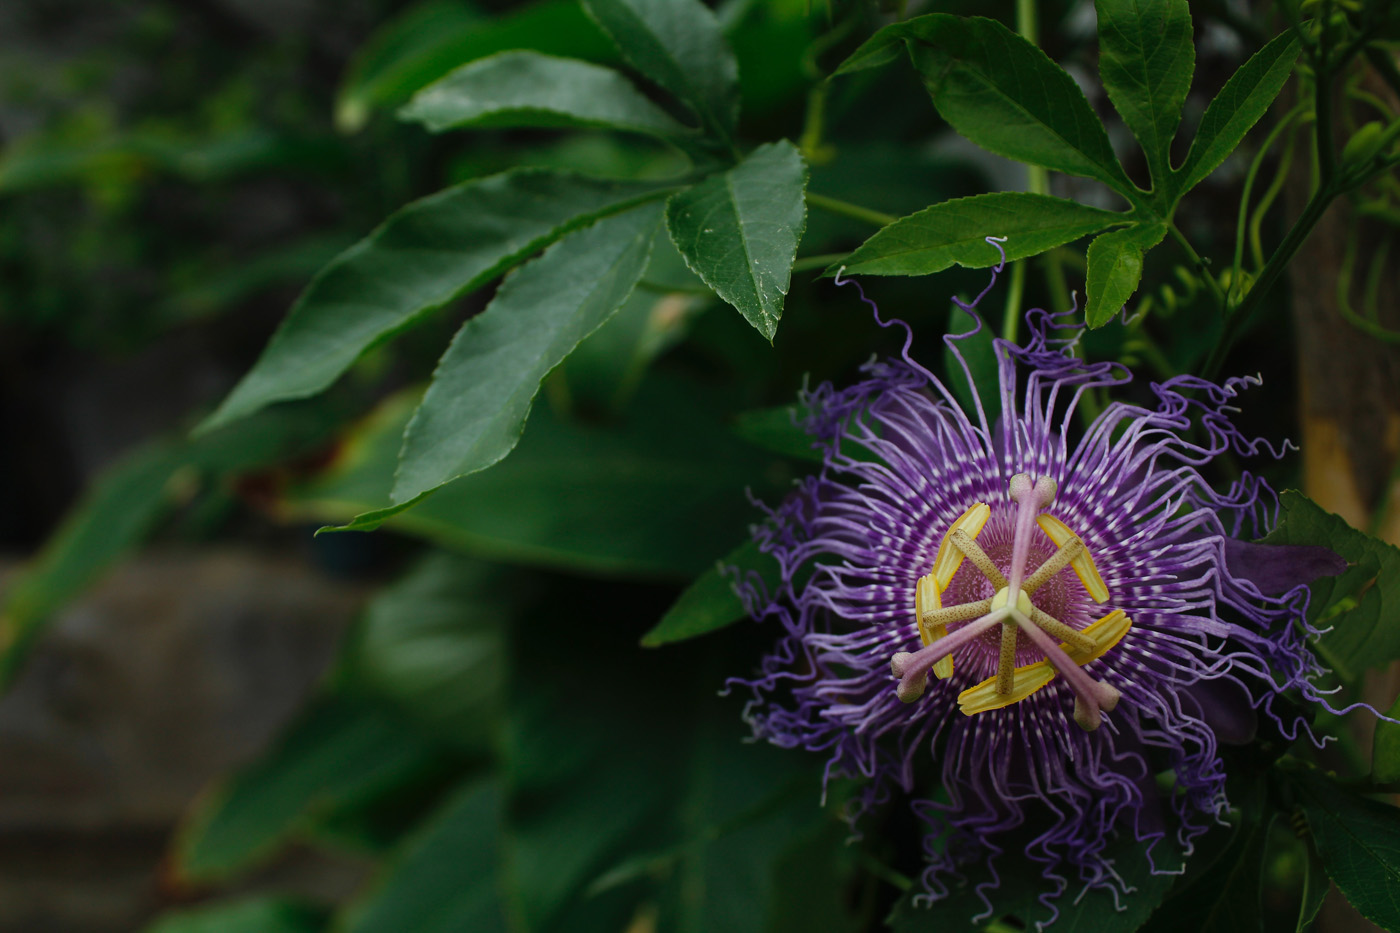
top-left (1342, 121), bottom-right (1387, 166)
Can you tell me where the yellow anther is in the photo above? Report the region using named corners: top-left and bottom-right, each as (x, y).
top-left (932, 502), bottom-right (990, 589)
top-left (914, 573), bottom-right (953, 679)
top-left (1068, 609), bottom-right (1132, 666)
top-left (1036, 514), bottom-right (1109, 603)
top-left (959, 662), bottom-right (1056, 713)
top-left (957, 610), bottom-right (1133, 716)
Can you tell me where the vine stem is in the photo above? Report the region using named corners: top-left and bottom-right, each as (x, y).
top-left (1202, 181), bottom-right (1338, 380)
top-left (1167, 224), bottom-right (1227, 308)
top-left (791, 252), bottom-right (850, 273)
top-left (805, 192), bottom-right (896, 227)
top-left (1002, 0), bottom-right (1047, 344)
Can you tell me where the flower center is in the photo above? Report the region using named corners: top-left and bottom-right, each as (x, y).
top-left (891, 473), bottom-right (1132, 731)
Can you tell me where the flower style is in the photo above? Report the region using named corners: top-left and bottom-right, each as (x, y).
top-left (733, 242), bottom-right (1347, 925)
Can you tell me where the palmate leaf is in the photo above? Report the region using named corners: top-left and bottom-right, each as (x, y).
top-left (335, 0), bottom-right (617, 132)
top-left (666, 141), bottom-right (807, 341)
top-left (1172, 31), bottom-right (1300, 197)
top-left (1095, 0), bottom-right (1195, 184)
top-left (197, 169), bottom-right (670, 434)
top-left (582, 0), bottom-right (739, 139)
top-left (830, 191), bottom-right (1127, 277)
top-left (285, 378), bottom-right (773, 579)
top-left (837, 14), bottom-right (1135, 197)
top-left (1084, 222), bottom-right (1168, 327)
top-left (390, 204), bottom-right (662, 506)
top-left (1291, 769), bottom-right (1400, 930)
top-left (400, 50), bottom-right (692, 138)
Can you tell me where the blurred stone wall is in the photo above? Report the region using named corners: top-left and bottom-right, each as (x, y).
top-left (0, 549), bottom-right (366, 933)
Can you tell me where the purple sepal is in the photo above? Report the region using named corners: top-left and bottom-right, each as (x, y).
top-left (1182, 677), bottom-right (1258, 745)
top-left (1223, 538), bottom-right (1348, 596)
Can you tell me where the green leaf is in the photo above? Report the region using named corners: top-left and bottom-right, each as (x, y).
top-left (340, 553), bottom-right (509, 751)
top-left (890, 833), bottom-right (1180, 931)
top-left (1376, 695), bottom-right (1400, 783)
top-left (1138, 810), bottom-right (1267, 933)
top-left (503, 675), bottom-right (674, 931)
top-left (1292, 769), bottom-right (1400, 930)
top-left (582, 0), bottom-right (739, 138)
top-left (400, 51), bottom-right (692, 138)
top-left (769, 819), bottom-right (864, 933)
top-left (1095, 0), bottom-right (1195, 183)
top-left (287, 379), bottom-right (774, 578)
top-left (838, 15), bottom-right (1135, 195)
top-left (1174, 32), bottom-right (1300, 196)
top-left (666, 141), bottom-right (807, 341)
top-left (1259, 491), bottom-right (1400, 684)
top-left (560, 235), bottom-right (706, 412)
top-left (1297, 834), bottom-right (1329, 932)
top-left (143, 897), bottom-right (325, 933)
top-left (339, 780), bottom-right (509, 933)
top-left (645, 715), bottom-right (824, 933)
top-left (0, 443), bottom-right (182, 684)
top-left (335, 0), bottom-right (617, 132)
top-left (640, 539), bottom-right (780, 646)
top-left (732, 404), bottom-right (822, 462)
top-left (391, 204), bottom-right (661, 505)
top-left (0, 402), bottom-right (339, 689)
top-left (945, 301), bottom-right (1002, 422)
top-left (174, 697), bottom-right (440, 881)
top-left (1084, 222), bottom-right (1167, 327)
top-left (831, 192), bottom-right (1126, 277)
top-left (198, 169), bottom-right (669, 433)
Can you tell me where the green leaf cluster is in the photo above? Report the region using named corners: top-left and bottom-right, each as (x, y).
top-left (196, 0), bottom-right (809, 533)
top-left (833, 1), bottom-right (1299, 327)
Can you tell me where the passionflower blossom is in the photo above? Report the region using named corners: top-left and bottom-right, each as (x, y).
top-left (732, 240), bottom-right (1350, 925)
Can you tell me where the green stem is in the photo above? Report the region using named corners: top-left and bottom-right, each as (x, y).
top-left (1315, 12), bottom-right (1337, 183)
top-left (1249, 115), bottom-right (1306, 270)
top-left (1233, 104), bottom-right (1306, 299)
top-left (1125, 332), bottom-right (1177, 380)
top-left (806, 192), bottom-right (897, 227)
top-left (1002, 0), bottom-right (1047, 343)
top-left (791, 252), bottom-right (850, 273)
top-left (1202, 183), bottom-right (1339, 380)
top-left (798, 81), bottom-right (828, 162)
top-left (1015, 0), bottom-right (1038, 51)
top-left (1040, 248), bottom-right (1072, 312)
top-left (1002, 260), bottom-right (1026, 342)
top-left (1167, 224), bottom-right (1227, 307)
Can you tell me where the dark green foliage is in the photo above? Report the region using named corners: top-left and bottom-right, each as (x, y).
top-left (8, 2), bottom-right (1400, 931)
top-left (1261, 491), bottom-right (1400, 684)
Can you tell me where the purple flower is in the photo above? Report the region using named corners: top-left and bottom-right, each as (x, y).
top-left (733, 244), bottom-right (1348, 926)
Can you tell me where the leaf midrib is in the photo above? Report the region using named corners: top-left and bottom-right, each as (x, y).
top-left (722, 170), bottom-right (771, 328)
top-left (909, 33), bottom-right (1129, 193)
top-left (393, 216), bottom-right (654, 499)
